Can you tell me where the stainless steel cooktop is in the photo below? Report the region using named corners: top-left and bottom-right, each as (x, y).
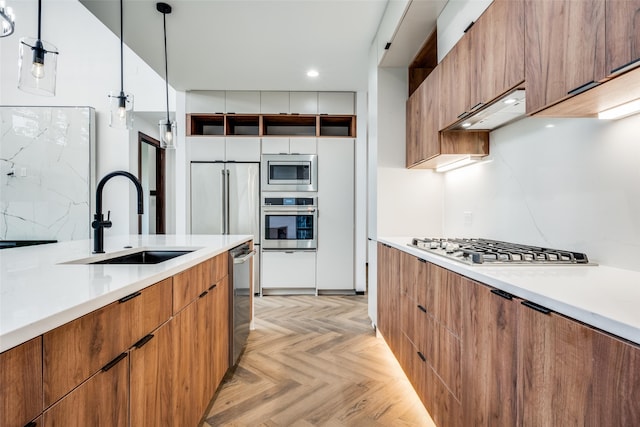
top-left (408, 238), bottom-right (591, 266)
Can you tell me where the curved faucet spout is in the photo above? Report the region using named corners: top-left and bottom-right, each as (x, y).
top-left (92, 170), bottom-right (144, 253)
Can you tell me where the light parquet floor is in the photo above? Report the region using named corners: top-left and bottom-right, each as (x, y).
top-left (203, 295), bottom-right (435, 427)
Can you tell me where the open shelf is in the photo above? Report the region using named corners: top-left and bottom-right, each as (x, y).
top-left (226, 115), bottom-right (260, 136)
top-left (188, 113), bottom-right (356, 137)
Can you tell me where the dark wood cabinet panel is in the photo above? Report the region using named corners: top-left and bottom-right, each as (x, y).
top-left (43, 353), bottom-right (128, 427)
top-left (461, 281), bottom-right (518, 427)
top-left (471, 0), bottom-right (525, 107)
top-left (517, 303), bottom-right (640, 426)
top-left (606, 0), bottom-right (640, 75)
top-left (130, 321), bottom-right (173, 427)
top-left (173, 261), bottom-right (209, 314)
top-left (211, 275), bottom-right (230, 388)
top-left (525, 0), bottom-right (606, 113)
top-left (406, 69), bottom-right (440, 168)
top-left (0, 337), bottom-right (43, 427)
top-left (377, 243), bottom-right (401, 355)
top-left (439, 34), bottom-right (472, 129)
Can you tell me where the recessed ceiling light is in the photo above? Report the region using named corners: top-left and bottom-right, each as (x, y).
top-left (307, 70), bottom-right (319, 78)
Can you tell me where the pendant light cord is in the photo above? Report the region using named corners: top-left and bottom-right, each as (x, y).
top-left (163, 12), bottom-right (170, 123)
top-left (37, 0), bottom-right (42, 39)
top-left (120, 0), bottom-right (124, 94)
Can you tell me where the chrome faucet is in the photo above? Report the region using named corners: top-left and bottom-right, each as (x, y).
top-left (92, 170), bottom-right (143, 253)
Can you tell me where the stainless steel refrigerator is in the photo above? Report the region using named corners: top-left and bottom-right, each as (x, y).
top-left (190, 161), bottom-right (260, 293)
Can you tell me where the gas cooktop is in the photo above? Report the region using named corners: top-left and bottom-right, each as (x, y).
top-left (408, 238), bottom-right (591, 266)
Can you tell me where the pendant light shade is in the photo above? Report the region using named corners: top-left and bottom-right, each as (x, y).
top-left (18, 0), bottom-right (58, 96)
top-left (1, 4), bottom-right (15, 38)
top-left (157, 2), bottom-right (175, 149)
top-left (109, 0), bottom-right (133, 129)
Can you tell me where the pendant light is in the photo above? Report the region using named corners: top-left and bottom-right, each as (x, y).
top-left (108, 0), bottom-right (134, 129)
top-left (18, 0), bottom-right (58, 96)
top-left (0, 3), bottom-right (15, 38)
top-left (157, 2), bottom-right (176, 149)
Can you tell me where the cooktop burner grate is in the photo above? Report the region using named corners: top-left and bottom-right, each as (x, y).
top-left (409, 238), bottom-right (590, 265)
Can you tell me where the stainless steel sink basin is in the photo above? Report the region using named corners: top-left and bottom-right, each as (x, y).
top-left (89, 250), bottom-right (194, 264)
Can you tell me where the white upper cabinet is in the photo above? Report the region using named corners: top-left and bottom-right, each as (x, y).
top-left (226, 137), bottom-right (261, 161)
top-left (290, 92), bottom-right (319, 114)
top-left (186, 91), bottom-right (226, 113)
top-left (260, 92), bottom-right (290, 114)
top-left (225, 91), bottom-right (260, 113)
top-left (261, 138), bottom-right (290, 154)
top-left (289, 138), bottom-right (317, 154)
top-left (262, 138), bottom-right (317, 154)
top-left (318, 92), bottom-right (355, 115)
top-left (187, 137), bottom-right (226, 161)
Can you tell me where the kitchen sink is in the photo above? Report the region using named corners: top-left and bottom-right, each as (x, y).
top-left (90, 250), bottom-right (194, 264)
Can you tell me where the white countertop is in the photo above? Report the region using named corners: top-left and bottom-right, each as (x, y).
top-left (379, 237), bottom-right (640, 346)
top-left (0, 234), bottom-right (252, 353)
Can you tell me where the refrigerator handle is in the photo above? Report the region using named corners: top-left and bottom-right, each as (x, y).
top-left (225, 169), bottom-right (231, 234)
top-left (221, 169), bottom-right (227, 234)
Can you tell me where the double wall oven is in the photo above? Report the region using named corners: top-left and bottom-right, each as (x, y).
top-left (261, 196), bottom-right (317, 250)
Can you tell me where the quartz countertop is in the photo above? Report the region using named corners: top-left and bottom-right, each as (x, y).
top-left (0, 234), bottom-right (252, 352)
top-left (378, 237), bottom-right (640, 346)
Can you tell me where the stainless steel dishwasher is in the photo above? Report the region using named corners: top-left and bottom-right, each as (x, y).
top-left (229, 242), bottom-right (255, 366)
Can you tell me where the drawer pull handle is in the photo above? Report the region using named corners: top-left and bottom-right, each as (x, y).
top-left (457, 111), bottom-right (470, 119)
top-left (567, 80), bottom-right (599, 96)
top-left (469, 101), bottom-right (484, 112)
top-left (521, 300), bottom-right (552, 315)
top-left (417, 304), bottom-right (427, 313)
top-left (133, 334), bottom-right (154, 349)
top-left (199, 291), bottom-right (208, 298)
top-left (490, 289), bottom-right (514, 300)
top-left (463, 21), bottom-right (475, 33)
top-left (102, 353), bottom-right (127, 372)
top-left (417, 351), bottom-right (427, 362)
top-left (119, 291), bottom-right (141, 303)
top-left (208, 283), bottom-right (218, 291)
top-left (24, 422), bottom-right (37, 427)
top-left (611, 57), bottom-right (640, 75)
top-left (417, 258), bottom-right (427, 264)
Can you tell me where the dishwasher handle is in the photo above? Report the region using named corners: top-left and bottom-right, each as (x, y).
top-left (233, 249), bottom-right (256, 264)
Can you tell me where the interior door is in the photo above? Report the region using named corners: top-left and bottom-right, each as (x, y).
top-left (190, 162), bottom-right (224, 234)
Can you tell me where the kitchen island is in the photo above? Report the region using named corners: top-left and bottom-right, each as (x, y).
top-left (0, 234), bottom-right (252, 427)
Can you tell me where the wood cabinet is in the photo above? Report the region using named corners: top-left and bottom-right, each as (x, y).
top-left (525, 0), bottom-right (606, 114)
top-left (43, 278), bottom-right (172, 407)
top-left (210, 275), bottom-right (230, 388)
top-left (43, 352), bottom-right (129, 427)
top-left (377, 243), bottom-right (401, 355)
top-left (130, 321), bottom-right (173, 427)
top-left (606, 0), bottom-right (640, 76)
top-left (470, 0), bottom-right (525, 107)
top-left (406, 70), bottom-right (440, 168)
top-left (438, 34), bottom-right (472, 129)
top-left (173, 261), bottom-right (210, 313)
top-left (461, 281), bottom-right (518, 427)
top-left (517, 301), bottom-right (640, 426)
top-left (316, 138), bottom-right (355, 291)
top-left (0, 337), bottom-right (42, 427)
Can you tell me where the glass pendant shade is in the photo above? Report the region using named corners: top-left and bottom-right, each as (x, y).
top-left (159, 118), bottom-right (176, 149)
top-left (18, 37), bottom-right (58, 96)
top-left (1, 5), bottom-right (15, 37)
top-left (108, 91), bottom-right (134, 129)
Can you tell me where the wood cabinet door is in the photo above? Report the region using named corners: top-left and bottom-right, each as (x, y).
top-left (211, 275), bottom-right (230, 389)
top-left (471, 0), bottom-right (525, 106)
top-left (438, 34), bottom-right (471, 129)
top-left (376, 243), bottom-right (401, 355)
top-left (43, 353), bottom-right (128, 427)
top-left (461, 281), bottom-right (517, 427)
top-left (517, 302), bottom-right (640, 426)
top-left (405, 86), bottom-right (420, 167)
top-left (130, 321), bottom-right (173, 427)
top-left (525, 0), bottom-right (606, 113)
top-left (606, 0), bottom-right (640, 75)
top-left (173, 260), bottom-right (210, 313)
top-left (407, 70), bottom-right (440, 168)
top-left (0, 338), bottom-right (42, 427)
top-left (43, 279), bottom-right (171, 407)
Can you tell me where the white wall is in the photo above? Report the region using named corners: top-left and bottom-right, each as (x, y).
top-left (443, 115), bottom-right (640, 271)
top-left (1, 0), bottom-right (175, 237)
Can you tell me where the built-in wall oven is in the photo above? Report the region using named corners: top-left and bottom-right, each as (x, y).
top-left (261, 196), bottom-right (317, 250)
top-left (261, 154), bottom-right (318, 192)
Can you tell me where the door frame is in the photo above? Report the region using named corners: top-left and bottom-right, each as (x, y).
top-left (137, 132), bottom-right (166, 234)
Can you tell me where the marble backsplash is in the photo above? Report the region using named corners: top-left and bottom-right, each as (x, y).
top-left (442, 114), bottom-right (640, 272)
top-left (0, 106), bottom-right (95, 242)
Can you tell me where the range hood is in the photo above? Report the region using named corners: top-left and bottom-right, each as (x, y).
top-left (450, 89), bottom-right (526, 130)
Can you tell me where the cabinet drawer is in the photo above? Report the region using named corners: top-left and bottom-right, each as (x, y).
top-left (43, 353), bottom-right (128, 427)
top-left (0, 337), bottom-right (43, 427)
top-left (173, 261), bottom-right (209, 313)
top-left (262, 251), bottom-right (316, 288)
top-left (43, 279), bottom-right (171, 407)
top-left (210, 252), bottom-right (229, 286)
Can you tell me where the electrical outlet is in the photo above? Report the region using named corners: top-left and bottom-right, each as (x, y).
top-left (20, 167), bottom-right (27, 177)
top-left (464, 211), bottom-right (473, 226)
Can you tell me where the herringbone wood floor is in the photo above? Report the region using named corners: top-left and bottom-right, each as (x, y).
top-left (203, 295), bottom-right (435, 427)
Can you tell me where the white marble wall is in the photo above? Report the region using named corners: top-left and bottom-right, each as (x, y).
top-left (442, 114), bottom-right (640, 271)
top-left (0, 106), bottom-right (95, 242)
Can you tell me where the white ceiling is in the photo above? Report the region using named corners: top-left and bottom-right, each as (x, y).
top-left (80, 0), bottom-right (393, 92)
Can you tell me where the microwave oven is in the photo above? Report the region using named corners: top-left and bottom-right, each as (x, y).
top-left (261, 154), bottom-right (317, 192)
